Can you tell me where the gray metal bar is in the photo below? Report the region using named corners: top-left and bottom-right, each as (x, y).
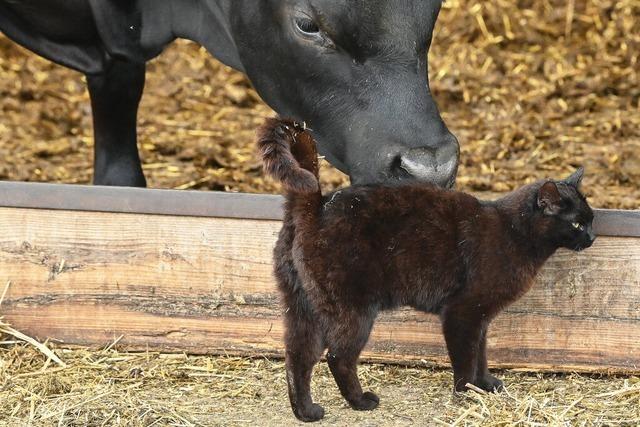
top-left (593, 209), bottom-right (640, 238)
top-left (0, 181), bottom-right (637, 237)
top-left (0, 181), bottom-right (284, 220)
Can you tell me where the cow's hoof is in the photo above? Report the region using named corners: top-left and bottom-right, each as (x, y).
top-left (94, 166), bottom-right (147, 188)
top-left (294, 403), bottom-right (325, 422)
top-left (349, 391), bottom-right (380, 411)
top-left (475, 375), bottom-right (504, 393)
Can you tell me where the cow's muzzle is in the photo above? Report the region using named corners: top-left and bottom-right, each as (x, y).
top-left (392, 134), bottom-right (459, 188)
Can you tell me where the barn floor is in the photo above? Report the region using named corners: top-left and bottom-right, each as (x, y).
top-left (0, 1), bottom-right (639, 208)
top-left (1, 344), bottom-right (639, 427)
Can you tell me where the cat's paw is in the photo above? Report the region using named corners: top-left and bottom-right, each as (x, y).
top-left (294, 403), bottom-right (325, 422)
top-left (475, 374), bottom-right (504, 392)
top-left (273, 122), bottom-right (292, 139)
top-left (349, 391), bottom-right (380, 411)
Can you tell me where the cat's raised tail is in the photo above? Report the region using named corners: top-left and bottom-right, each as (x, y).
top-left (257, 117), bottom-right (321, 195)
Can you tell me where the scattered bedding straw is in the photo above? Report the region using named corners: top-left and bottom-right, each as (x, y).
top-left (0, 343), bottom-right (638, 426)
top-left (0, 281), bottom-right (65, 368)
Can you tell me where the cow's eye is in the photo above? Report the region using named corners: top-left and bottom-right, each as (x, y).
top-left (295, 17), bottom-right (320, 35)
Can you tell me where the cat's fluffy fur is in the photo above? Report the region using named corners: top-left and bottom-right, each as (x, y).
top-left (258, 117), bottom-right (596, 422)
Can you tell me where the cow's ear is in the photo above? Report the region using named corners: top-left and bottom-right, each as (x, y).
top-left (537, 181), bottom-right (562, 215)
top-left (564, 166), bottom-right (584, 188)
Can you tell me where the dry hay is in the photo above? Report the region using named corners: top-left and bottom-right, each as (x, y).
top-left (0, 0), bottom-right (638, 207)
top-left (0, 342), bottom-right (639, 426)
top-left (432, 0), bottom-right (640, 209)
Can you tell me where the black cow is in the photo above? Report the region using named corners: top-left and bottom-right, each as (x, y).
top-left (0, 0), bottom-right (459, 188)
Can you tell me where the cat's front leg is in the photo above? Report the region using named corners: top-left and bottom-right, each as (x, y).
top-left (474, 323), bottom-right (504, 392)
top-left (441, 308), bottom-right (485, 392)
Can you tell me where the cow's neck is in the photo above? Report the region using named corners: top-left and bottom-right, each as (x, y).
top-left (154, 0), bottom-right (244, 72)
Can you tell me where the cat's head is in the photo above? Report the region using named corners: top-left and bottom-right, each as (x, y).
top-left (534, 167), bottom-right (596, 252)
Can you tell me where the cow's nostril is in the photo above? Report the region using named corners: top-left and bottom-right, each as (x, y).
top-left (389, 154), bottom-right (411, 179)
top-left (398, 148), bottom-right (437, 179)
top-left (393, 141), bottom-right (459, 188)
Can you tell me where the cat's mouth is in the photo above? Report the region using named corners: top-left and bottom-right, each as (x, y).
top-left (573, 240), bottom-right (595, 252)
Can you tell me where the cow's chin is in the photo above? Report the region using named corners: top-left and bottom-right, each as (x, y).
top-left (346, 143), bottom-right (459, 189)
top-left (392, 163), bottom-right (457, 189)
top-left (349, 169), bottom-right (456, 189)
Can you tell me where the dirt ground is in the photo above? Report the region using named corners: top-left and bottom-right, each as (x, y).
top-left (1, 345), bottom-right (639, 427)
top-left (0, 0), bottom-right (638, 207)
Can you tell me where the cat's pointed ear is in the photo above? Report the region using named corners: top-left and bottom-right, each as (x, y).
top-left (564, 167), bottom-right (584, 188)
top-left (537, 181), bottom-right (562, 215)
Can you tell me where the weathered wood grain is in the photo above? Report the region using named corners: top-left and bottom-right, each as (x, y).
top-left (1, 206), bottom-right (639, 372)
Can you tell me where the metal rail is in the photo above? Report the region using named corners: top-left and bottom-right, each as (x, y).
top-left (0, 181), bottom-right (284, 220)
top-left (0, 181), bottom-right (637, 237)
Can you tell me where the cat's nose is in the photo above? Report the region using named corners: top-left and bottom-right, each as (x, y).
top-left (580, 229), bottom-right (597, 250)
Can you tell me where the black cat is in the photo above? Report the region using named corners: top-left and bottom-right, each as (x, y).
top-left (258, 117), bottom-right (596, 422)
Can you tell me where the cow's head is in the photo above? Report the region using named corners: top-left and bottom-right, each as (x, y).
top-left (231, 0), bottom-right (458, 187)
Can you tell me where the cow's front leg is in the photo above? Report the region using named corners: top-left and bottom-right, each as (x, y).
top-left (87, 58), bottom-right (146, 187)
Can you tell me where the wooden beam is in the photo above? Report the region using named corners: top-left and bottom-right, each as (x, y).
top-left (0, 200), bottom-right (639, 373)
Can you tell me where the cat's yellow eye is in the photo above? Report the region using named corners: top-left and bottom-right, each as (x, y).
top-left (571, 222), bottom-right (584, 231)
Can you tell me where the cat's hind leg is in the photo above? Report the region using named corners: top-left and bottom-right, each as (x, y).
top-left (325, 311), bottom-right (379, 411)
top-left (279, 264), bottom-right (325, 422)
top-left (276, 222), bottom-right (326, 421)
top-left (284, 300), bottom-right (325, 422)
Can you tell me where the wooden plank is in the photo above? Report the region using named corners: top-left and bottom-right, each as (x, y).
top-left (1, 206), bottom-right (639, 372)
top-left (5, 304), bottom-right (638, 372)
top-left (0, 181), bottom-right (638, 237)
